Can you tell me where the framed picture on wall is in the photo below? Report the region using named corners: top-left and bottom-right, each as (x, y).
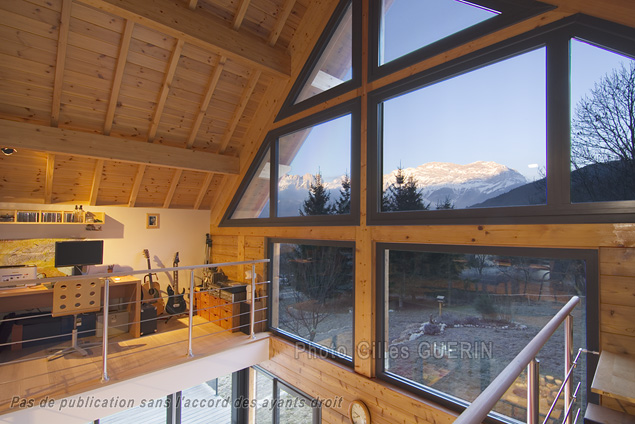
top-left (146, 213), bottom-right (159, 229)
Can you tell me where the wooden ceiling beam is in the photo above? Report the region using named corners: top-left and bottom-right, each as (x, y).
top-left (186, 56), bottom-right (227, 149)
top-left (163, 169), bottom-right (182, 208)
top-left (75, 0), bottom-right (290, 77)
top-left (90, 159), bottom-right (104, 206)
top-left (128, 164), bottom-right (146, 207)
top-left (194, 172), bottom-right (214, 209)
top-left (219, 70), bottom-right (262, 153)
top-left (233, 0), bottom-right (251, 30)
top-left (0, 119), bottom-right (240, 175)
top-left (148, 39), bottom-right (185, 142)
top-left (268, 0), bottom-right (296, 46)
top-left (51, 0), bottom-right (72, 127)
top-left (105, 20), bottom-right (134, 136)
top-left (188, 0), bottom-right (198, 11)
top-left (45, 154), bottom-right (55, 204)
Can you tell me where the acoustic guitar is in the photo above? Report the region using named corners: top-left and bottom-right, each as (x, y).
top-left (166, 252), bottom-right (187, 315)
top-left (142, 249), bottom-right (165, 315)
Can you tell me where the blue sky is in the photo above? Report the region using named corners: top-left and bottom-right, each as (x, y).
top-left (284, 1), bottom-right (634, 184)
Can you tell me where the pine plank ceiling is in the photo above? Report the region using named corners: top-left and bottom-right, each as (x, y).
top-left (0, 0), bottom-right (337, 209)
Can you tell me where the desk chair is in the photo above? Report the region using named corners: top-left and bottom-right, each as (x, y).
top-left (48, 279), bottom-right (102, 361)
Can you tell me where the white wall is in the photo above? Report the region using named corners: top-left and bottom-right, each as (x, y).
top-left (0, 203), bottom-right (210, 291)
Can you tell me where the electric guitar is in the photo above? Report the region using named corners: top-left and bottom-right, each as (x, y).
top-left (142, 249), bottom-right (165, 315)
top-left (166, 252), bottom-right (187, 315)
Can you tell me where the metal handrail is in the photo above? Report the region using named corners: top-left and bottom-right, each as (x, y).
top-left (454, 296), bottom-right (580, 424)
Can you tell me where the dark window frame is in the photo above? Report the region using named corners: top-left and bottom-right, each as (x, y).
top-left (368, 15), bottom-right (635, 226)
top-left (369, 0), bottom-right (554, 82)
top-left (374, 242), bottom-right (599, 422)
top-left (221, 99), bottom-right (361, 227)
top-left (267, 238), bottom-right (356, 367)
top-left (275, 0), bottom-right (362, 122)
top-left (254, 366), bottom-right (322, 424)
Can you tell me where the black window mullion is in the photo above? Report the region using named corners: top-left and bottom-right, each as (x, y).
top-left (271, 139), bottom-right (279, 218)
top-left (546, 33), bottom-right (572, 207)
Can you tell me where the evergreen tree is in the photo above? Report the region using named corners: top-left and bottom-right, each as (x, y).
top-left (334, 173), bottom-right (351, 214)
top-left (435, 195), bottom-right (455, 210)
top-left (384, 167), bottom-right (428, 212)
top-left (299, 172), bottom-right (332, 216)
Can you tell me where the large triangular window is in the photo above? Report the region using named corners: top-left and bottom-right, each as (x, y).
top-left (276, 0), bottom-right (360, 120)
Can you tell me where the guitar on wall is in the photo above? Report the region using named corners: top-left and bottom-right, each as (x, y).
top-left (142, 249), bottom-right (165, 315)
top-left (166, 252), bottom-right (187, 316)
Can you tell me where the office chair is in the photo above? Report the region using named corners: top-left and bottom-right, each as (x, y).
top-left (47, 278), bottom-right (102, 360)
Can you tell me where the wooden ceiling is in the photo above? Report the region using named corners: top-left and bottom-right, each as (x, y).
top-left (0, 0), bottom-right (338, 209)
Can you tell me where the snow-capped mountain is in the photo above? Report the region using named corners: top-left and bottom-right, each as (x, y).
top-left (276, 161), bottom-right (528, 215)
top-left (382, 161), bottom-right (528, 209)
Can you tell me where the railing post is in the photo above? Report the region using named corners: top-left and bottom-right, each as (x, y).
top-left (250, 264), bottom-right (256, 339)
top-left (101, 278), bottom-right (110, 382)
top-left (188, 270), bottom-right (194, 357)
top-left (564, 314), bottom-right (573, 424)
top-left (527, 358), bottom-right (539, 424)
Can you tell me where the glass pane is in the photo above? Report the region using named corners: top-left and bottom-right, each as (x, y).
top-left (570, 39), bottom-right (635, 203)
top-left (231, 148), bottom-right (270, 219)
top-left (277, 115), bottom-right (351, 217)
top-left (380, 0), bottom-right (499, 65)
top-left (295, 3), bottom-right (352, 104)
top-left (255, 369), bottom-right (274, 424)
top-left (279, 384), bottom-right (315, 423)
top-left (381, 48), bottom-right (547, 211)
top-left (272, 242), bottom-right (354, 358)
top-left (98, 396), bottom-right (166, 424)
top-left (383, 249), bottom-right (588, 422)
top-left (181, 375), bottom-right (232, 424)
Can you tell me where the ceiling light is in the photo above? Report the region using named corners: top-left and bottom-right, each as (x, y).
top-left (1, 148), bottom-right (17, 156)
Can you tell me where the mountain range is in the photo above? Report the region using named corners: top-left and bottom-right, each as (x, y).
top-left (277, 161), bottom-right (530, 215)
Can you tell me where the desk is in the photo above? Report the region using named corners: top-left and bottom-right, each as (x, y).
top-left (0, 276), bottom-right (141, 342)
top-left (591, 351), bottom-right (635, 404)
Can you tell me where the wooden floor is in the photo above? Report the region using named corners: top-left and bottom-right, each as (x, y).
top-left (0, 316), bottom-right (254, 417)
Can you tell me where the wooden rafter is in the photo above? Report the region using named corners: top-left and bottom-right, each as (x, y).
top-left (51, 0), bottom-right (72, 127)
top-left (104, 20), bottom-right (134, 136)
top-left (233, 0), bottom-right (251, 30)
top-left (194, 173), bottom-right (214, 209)
top-left (128, 164), bottom-right (146, 207)
top-left (186, 56), bottom-right (227, 149)
top-left (148, 39), bottom-right (185, 142)
top-left (188, 0), bottom-right (198, 11)
top-left (0, 120), bottom-right (240, 175)
top-left (45, 154), bottom-right (55, 204)
top-left (163, 169), bottom-right (183, 208)
top-left (90, 159), bottom-right (104, 206)
top-left (268, 0), bottom-right (296, 46)
top-left (219, 70), bottom-right (262, 153)
top-left (75, 0), bottom-right (290, 77)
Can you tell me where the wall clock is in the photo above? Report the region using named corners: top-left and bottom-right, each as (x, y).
top-left (349, 399), bottom-right (371, 424)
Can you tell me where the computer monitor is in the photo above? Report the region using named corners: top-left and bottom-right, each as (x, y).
top-left (55, 240), bottom-right (104, 274)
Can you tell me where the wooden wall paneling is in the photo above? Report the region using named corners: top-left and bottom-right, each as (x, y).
top-left (600, 276), bottom-right (635, 308)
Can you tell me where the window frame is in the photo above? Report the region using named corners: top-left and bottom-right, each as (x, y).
top-left (374, 242), bottom-right (599, 422)
top-left (267, 238), bottom-right (356, 367)
top-left (368, 0), bottom-right (554, 82)
top-left (276, 0), bottom-right (362, 122)
top-left (222, 99), bottom-right (361, 227)
top-left (367, 15), bottom-right (635, 226)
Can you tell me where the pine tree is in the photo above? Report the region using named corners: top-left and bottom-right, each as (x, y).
top-left (299, 172), bottom-right (333, 216)
top-left (435, 195), bottom-right (455, 210)
top-left (334, 173), bottom-right (351, 214)
top-left (384, 167), bottom-right (428, 212)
